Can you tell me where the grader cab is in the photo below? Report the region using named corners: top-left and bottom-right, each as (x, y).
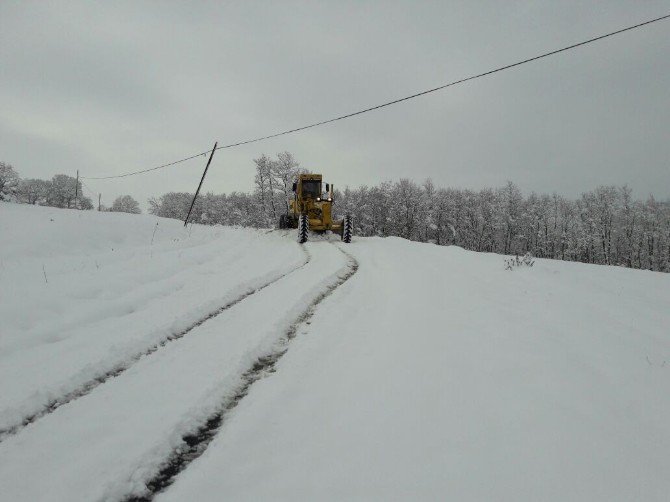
top-left (278, 174), bottom-right (352, 244)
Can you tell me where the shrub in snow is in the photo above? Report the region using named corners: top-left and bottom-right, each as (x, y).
top-left (505, 252), bottom-right (535, 270)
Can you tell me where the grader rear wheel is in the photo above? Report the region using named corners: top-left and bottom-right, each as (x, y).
top-left (342, 215), bottom-right (353, 243)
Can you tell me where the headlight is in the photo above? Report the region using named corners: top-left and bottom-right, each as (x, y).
top-left (316, 197), bottom-right (321, 201)
top-left (328, 198), bottom-right (332, 202)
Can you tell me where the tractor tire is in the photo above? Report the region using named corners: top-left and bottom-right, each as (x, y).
top-left (342, 215), bottom-right (353, 243)
top-left (298, 214), bottom-right (309, 244)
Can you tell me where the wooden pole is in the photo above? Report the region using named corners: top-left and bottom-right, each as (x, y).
top-left (98, 193), bottom-right (101, 211)
top-left (184, 142), bottom-right (218, 227)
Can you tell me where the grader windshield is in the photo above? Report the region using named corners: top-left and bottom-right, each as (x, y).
top-left (301, 180), bottom-right (321, 198)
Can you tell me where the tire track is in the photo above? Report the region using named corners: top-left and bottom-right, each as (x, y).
top-left (0, 248), bottom-right (310, 442)
top-left (123, 244), bottom-right (358, 502)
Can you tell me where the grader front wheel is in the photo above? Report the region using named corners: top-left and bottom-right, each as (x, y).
top-left (298, 214), bottom-right (309, 244)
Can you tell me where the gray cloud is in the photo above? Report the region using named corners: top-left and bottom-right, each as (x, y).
top-left (1, 0), bottom-right (669, 208)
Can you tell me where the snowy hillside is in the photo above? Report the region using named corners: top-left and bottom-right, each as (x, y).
top-left (1, 203), bottom-right (669, 501)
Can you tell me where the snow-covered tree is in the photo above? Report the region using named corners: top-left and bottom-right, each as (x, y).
top-left (390, 179), bottom-right (423, 240)
top-left (47, 174), bottom-right (78, 208)
top-left (148, 192), bottom-right (195, 220)
top-left (110, 195), bottom-right (141, 214)
top-left (253, 154), bottom-right (277, 226)
top-left (0, 162), bottom-right (20, 201)
top-left (273, 151), bottom-right (301, 215)
top-left (17, 178), bottom-right (50, 205)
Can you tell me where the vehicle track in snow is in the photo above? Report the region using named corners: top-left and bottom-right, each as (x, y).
top-left (123, 244), bottom-right (358, 502)
top-left (0, 247), bottom-right (310, 443)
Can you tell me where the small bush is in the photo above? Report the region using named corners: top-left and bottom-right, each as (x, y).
top-left (505, 252), bottom-right (535, 270)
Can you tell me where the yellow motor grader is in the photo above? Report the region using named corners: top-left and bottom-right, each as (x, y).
top-left (278, 174), bottom-right (352, 244)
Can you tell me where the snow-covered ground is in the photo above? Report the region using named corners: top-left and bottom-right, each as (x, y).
top-left (0, 204), bottom-right (304, 433)
top-left (1, 204), bottom-right (669, 501)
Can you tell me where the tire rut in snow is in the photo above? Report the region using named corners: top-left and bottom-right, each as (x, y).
top-left (0, 249), bottom-right (310, 443)
top-left (122, 244), bottom-right (358, 502)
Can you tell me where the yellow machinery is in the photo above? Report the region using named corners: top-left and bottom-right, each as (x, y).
top-left (278, 174), bottom-right (352, 243)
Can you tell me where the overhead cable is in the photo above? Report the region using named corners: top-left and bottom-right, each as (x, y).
top-left (82, 13), bottom-right (670, 180)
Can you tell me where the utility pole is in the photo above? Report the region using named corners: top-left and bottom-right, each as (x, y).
top-left (75, 170), bottom-right (79, 209)
top-left (184, 142), bottom-right (218, 227)
top-left (98, 193), bottom-right (101, 212)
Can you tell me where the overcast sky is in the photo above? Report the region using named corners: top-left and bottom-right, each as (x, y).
top-left (1, 1), bottom-right (669, 207)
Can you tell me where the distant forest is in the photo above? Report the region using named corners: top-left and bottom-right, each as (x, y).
top-left (3, 155), bottom-right (669, 272)
top-left (0, 161), bottom-right (139, 214)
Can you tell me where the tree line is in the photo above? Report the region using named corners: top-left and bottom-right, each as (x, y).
top-left (0, 161), bottom-right (140, 213)
top-left (4, 156), bottom-right (669, 272)
top-left (148, 152), bottom-right (670, 273)
top-left (337, 180), bottom-right (670, 272)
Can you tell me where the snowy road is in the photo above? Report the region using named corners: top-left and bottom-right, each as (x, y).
top-left (0, 234), bottom-right (356, 501)
top-left (2, 206), bottom-right (670, 501)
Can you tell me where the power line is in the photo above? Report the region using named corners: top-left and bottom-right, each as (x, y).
top-left (83, 12), bottom-right (670, 181)
top-left (84, 151), bottom-right (209, 180)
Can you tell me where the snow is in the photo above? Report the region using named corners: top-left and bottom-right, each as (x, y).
top-left (160, 238), bottom-right (670, 501)
top-left (0, 204), bottom-right (303, 431)
top-left (0, 239), bottom-right (348, 501)
top-left (1, 204), bottom-right (669, 501)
